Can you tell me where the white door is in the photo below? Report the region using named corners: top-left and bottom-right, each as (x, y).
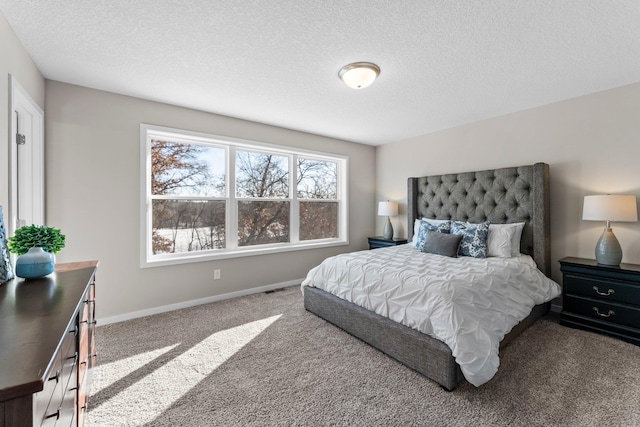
top-left (9, 75), bottom-right (44, 234)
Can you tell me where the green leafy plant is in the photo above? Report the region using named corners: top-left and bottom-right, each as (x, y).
top-left (7, 225), bottom-right (66, 255)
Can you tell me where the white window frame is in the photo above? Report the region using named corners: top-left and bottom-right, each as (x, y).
top-left (140, 124), bottom-right (348, 267)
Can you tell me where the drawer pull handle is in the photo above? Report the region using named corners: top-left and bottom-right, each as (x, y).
top-left (593, 307), bottom-right (615, 318)
top-left (593, 286), bottom-right (615, 297)
top-left (48, 369), bottom-right (60, 383)
top-left (45, 409), bottom-right (60, 420)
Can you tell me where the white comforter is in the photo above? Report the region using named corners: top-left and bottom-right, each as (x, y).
top-left (301, 244), bottom-right (561, 386)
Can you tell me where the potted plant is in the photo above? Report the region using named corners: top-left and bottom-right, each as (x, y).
top-left (8, 225), bottom-right (66, 279)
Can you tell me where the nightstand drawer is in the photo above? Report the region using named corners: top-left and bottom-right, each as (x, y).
top-left (563, 295), bottom-right (640, 329)
top-left (560, 312), bottom-right (640, 346)
top-left (367, 236), bottom-right (407, 250)
top-left (563, 273), bottom-right (640, 306)
top-left (369, 242), bottom-right (393, 249)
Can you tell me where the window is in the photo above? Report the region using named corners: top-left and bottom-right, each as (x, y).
top-left (297, 158), bottom-right (338, 241)
top-left (141, 125), bottom-right (348, 266)
top-left (236, 151), bottom-right (290, 247)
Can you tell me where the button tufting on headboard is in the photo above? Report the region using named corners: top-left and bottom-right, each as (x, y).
top-left (407, 163), bottom-right (550, 277)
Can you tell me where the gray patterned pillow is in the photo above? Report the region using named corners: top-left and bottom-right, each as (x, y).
top-left (414, 220), bottom-right (451, 249)
top-left (450, 221), bottom-right (490, 258)
top-left (421, 230), bottom-right (463, 258)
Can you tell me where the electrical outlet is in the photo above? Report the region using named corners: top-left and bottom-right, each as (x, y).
top-left (214, 269), bottom-right (221, 280)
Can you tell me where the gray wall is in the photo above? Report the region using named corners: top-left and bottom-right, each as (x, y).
top-left (0, 12), bottom-right (44, 209)
top-left (376, 82), bottom-right (640, 284)
top-left (45, 81), bottom-right (376, 320)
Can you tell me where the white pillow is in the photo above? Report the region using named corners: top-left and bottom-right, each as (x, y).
top-left (487, 225), bottom-right (516, 257)
top-left (412, 218), bottom-right (451, 245)
top-left (488, 222), bottom-right (525, 256)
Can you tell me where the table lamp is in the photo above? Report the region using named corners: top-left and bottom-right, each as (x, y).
top-left (378, 201), bottom-right (398, 240)
top-left (582, 194), bottom-right (638, 265)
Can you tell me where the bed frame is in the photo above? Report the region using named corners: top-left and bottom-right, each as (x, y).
top-left (304, 163), bottom-right (550, 390)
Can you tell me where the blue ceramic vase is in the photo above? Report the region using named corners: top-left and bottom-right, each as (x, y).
top-left (15, 247), bottom-right (55, 279)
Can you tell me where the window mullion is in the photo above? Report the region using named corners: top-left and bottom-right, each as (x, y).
top-left (144, 134), bottom-right (153, 263)
top-left (290, 154), bottom-right (299, 243)
top-left (339, 158), bottom-right (347, 241)
top-left (228, 145), bottom-right (238, 249)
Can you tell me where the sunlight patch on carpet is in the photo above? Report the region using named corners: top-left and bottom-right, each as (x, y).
top-left (87, 314), bottom-right (282, 426)
top-left (91, 344), bottom-right (181, 395)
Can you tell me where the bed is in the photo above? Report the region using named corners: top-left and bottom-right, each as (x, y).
top-left (302, 163), bottom-right (558, 390)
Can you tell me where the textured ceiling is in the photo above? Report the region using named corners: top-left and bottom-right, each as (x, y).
top-left (1, 1), bottom-right (639, 146)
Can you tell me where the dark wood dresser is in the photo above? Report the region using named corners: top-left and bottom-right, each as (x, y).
top-left (559, 257), bottom-right (640, 346)
top-left (367, 236), bottom-right (408, 250)
top-left (0, 261), bottom-right (98, 427)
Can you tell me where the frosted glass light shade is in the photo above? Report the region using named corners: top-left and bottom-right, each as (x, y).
top-left (378, 201), bottom-right (398, 216)
top-left (582, 195), bottom-right (638, 222)
top-left (338, 62), bottom-right (380, 89)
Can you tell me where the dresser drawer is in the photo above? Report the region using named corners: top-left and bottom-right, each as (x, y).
top-left (57, 382), bottom-right (77, 427)
top-left (61, 323), bottom-right (79, 388)
top-left (563, 273), bottom-right (640, 306)
top-left (564, 294), bottom-right (640, 329)
top-left (34, 356), bottom-right (64, 427)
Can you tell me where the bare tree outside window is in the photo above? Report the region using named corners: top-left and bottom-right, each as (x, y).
top-left (153, 200), bottom-right (226, 253)
top-left (151, 141), bottom-right (224, 197)
top-left (297, 158), bottom-right (338, 240)
top-left (144, 126), bottom-right (346, 265)
top-left (236, 151), bottom-right (289, 198)
top-left (297, 158), bottom-right (337, 199)
top-left (151, 140), bottom-right (225, 254)
top-left (299, 201), bottom-right (337, 240)
top-left (236, 151), bottom-right (290, 246)
top-left (237, 201), bottom-right (290, 246)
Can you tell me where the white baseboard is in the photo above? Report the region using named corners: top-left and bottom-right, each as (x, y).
top-left (99, 279), bottom-right (304, 325)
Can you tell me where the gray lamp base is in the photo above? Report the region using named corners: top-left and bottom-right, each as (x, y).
top-left (383, 217), bottom-right (394, 240)
top-left (595, 227), bottom-right (622, 266)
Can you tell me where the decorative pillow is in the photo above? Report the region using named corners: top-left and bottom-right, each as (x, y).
top-left (510, 222), bottom-right (525, 256)
top-left (487, 225), bottom-right (516, 257)
top-left (489, 222), bottom-right (525, 256)
top-left (450, 221), bottom-right (490, 258)
top-left (414, 220), bottom-right (451, 249)
top-left (421, 230), bottom-right (463, 258)
top-left (411, 218), bottom-right (450, 246)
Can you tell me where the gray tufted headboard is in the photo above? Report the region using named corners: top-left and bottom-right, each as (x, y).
top-left (407, 163), bottom-right (550, 277)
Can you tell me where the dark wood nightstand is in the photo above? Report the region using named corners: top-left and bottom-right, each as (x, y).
top-left (559, 257), bottom-right (640, 346)
top-left (367, 236), bottom-right (408, 250)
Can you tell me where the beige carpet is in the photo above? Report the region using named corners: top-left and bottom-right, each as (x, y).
top-left (87, 286), bottom-right (640, 426)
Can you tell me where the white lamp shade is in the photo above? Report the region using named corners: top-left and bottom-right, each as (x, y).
top-left (339, 62), bottom-right (380, 89)
top-left (378, 201), bottom-right (398, 216)
top-left (582, 195), bottom-right (638, 222)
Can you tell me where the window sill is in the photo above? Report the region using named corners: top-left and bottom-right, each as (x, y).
top-left (141, 239), bottom-right (349, 268)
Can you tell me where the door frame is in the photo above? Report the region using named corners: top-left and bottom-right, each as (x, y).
top-left (9, 75), bottom-right (45, 234)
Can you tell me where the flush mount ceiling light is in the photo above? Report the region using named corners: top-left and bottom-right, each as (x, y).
top-left (338, 62), bottom-right (380, 89)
